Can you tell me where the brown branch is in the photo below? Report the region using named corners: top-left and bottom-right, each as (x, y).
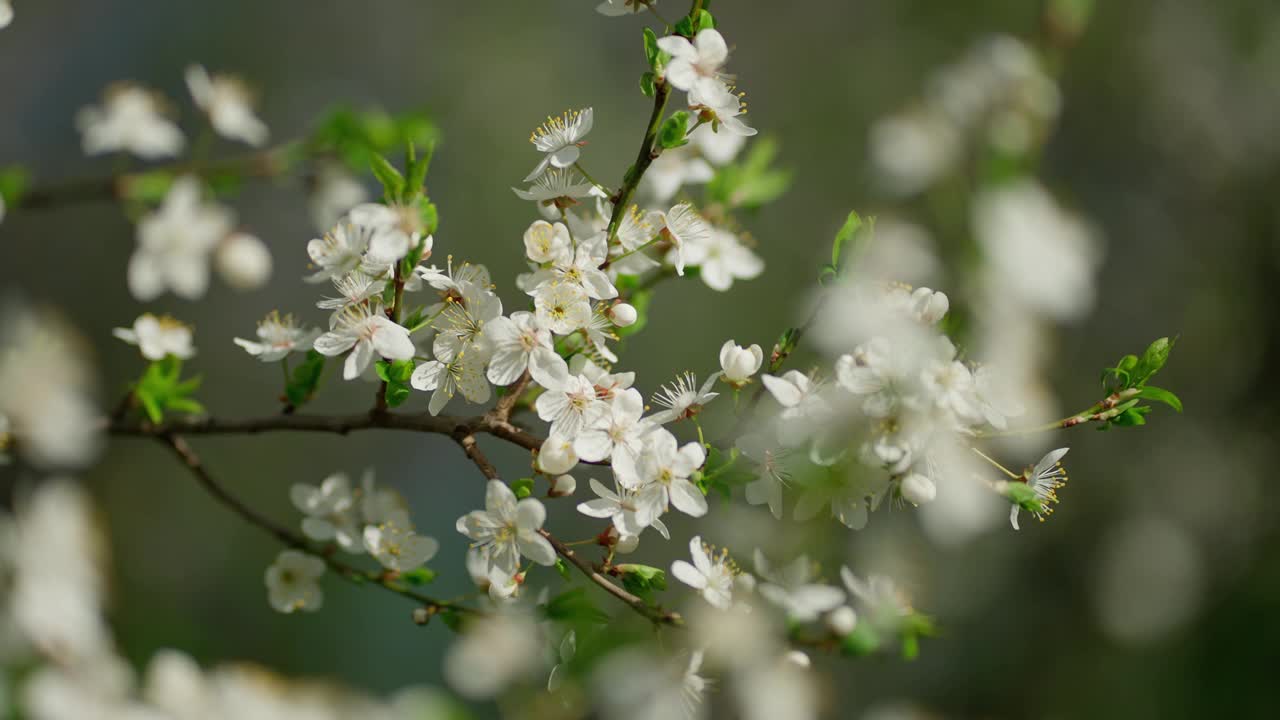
top-left (490, 370), bottom-right (531, 423)
top-left (540, 529), bottom-right (683, 627)
top-left (156, 432), bottom-right (471, 617)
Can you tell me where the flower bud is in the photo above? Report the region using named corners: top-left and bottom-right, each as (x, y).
top-left (826, 605), bottom-right (857, 636)
top-left (719, 340), bottom-right (763, 384)
top-left (608, 302), bottom-right (638, 327)
top-left (910, 286), bottom-right (949, 325)
top-left (537, 436), bottom-right (578, 475)
top-left (783, 650), bottom-right (811, 669)
top-left (899, 472), bottom-right (937, 506)
top-left (615, 533), bottom-right (640, 554)
top-left (548, 474), bottom-right (577, 497)
top-left (216, 232), bottom-right (272, 290)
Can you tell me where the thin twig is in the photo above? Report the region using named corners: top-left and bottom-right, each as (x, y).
top-left (541, 529), bottom-right (684, 627)
top-left (156, 432), bottom-right (470, 616)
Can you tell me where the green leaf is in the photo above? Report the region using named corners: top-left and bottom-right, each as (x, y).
top-left (705, 137), bottom-right (793, 210)
top-left (401, 567), bottom-right (437, 585)
top-left (285, 351), bottom-right (326, 407)
top-left (510, 477), bottom-right (535, 500)
top-left (643, 27), bottom-right (660, 67)
top-left (555, 558), bottom-right (572, 582)
top-left (1132, 336), bottom-right (1175, 386)
top-left (616, 564), bottom-right (667, 599)
top-left (840, 622), bottom-right (881, 656)
top-left (0, 164), bottom-right (30, 206)
top-left (831, 210), bottom-right (864, 268)
top-left (658, 111), bottom-right (690, 150)
top-left (543, 588), bottom-right (610, 625)
top-left (695, 9), bottom-right (716, 31)
top-left (369, 154), bottom-right (405, 201)
top-left (121, 170), bottom-right (175, 205)
top-left (403, 141), bottom-right (434, 202)
top-left (1136, 385), bottom-right (1183, 413)
top-left (385, 382), bottom-right (412, 408)
top-left (133, 356), bottom-right (206, 422)
top-left (639, 71), bottom-right (656, 98)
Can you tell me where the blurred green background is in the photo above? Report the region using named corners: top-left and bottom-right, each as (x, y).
top-left (2, 0), bottom-right (1279, 717)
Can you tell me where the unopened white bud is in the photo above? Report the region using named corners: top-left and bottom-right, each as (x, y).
top-left (537, 436), bottom-right (578, 475)
top-left (549, 474), bottom-right (577, 497)
top-left (910, 286), bottom-right (949, 324)
top-left (608, 302), bottom-right (638, 327)
top-left (719, 340), bottom-right (763, 384)
top-left (900, 472), bottom-right (937, 506)
top-left (216, 232), bottom-right (272, 290)
top-left (826, 605), bottom-right (857, 636)
top-left (782, 650), bottom-right (811, 669)
top-left (614, 533), bottom-right (640, 554)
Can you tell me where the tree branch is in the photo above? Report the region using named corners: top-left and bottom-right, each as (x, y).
top-left (156, 432), bottom-right (471, 617)
top-left (540, 529), bottom-right (684, 627)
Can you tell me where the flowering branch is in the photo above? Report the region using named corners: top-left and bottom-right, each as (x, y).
top-left (157, 432), bottom-right (470, 617)
top-left (540, 529), bottom-right (685, 627)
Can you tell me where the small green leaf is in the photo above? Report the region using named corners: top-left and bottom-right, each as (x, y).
top-left (555, 558), bottom-right (572, 582)
top-left (831, 210), bottom-right (864, 268)
top-left (404, 140), bottom-right (434, 202)
top-left (510, 477), bottom-right (535, 499)
top-left (1133, 336), bottom-right (1175, 386)
top-left (543, 588), bottom-right (610, 625)
top-left (121, 170), bottom-right (175, 205)
top-left (840, 622), bottom-right (881, 656)
top-left (0, 164), bottom-right (30, 206)
top-left (369, 154), bottom-right (405, 201)
top-left (285, 351), bottom-right (326, 407)
top-left (639, 71), bottom-right (656, 98)
top-left (616, 564), bottom-right (667, 599)
top-left (643, 27), bottom-right (659, 67)
top-left (401, 567), bottom-right (437, 585)
top-left (1136, 385), bottom-right (1182, 413)
top-left (694, 9), bottom-right (716, 31)
top-left (658, 111), bottom-right (690, 149)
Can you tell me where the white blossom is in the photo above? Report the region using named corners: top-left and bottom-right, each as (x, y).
top-left (264, 550), bottom-right (325, 613)
top-left (290, 472), bottom-right (363, 553)
top-left (753, 550), bottom-right (846, 622)
top-left (1009, 447), bottom-right (1069, 529)
top-left (129, 176), bottom-right (233, 301)
top-left (672, 536), bottom-right (739, 610)
top-left (363, 521), bottom-right (439, 573)
top-left (113, 313), bottom-right (195, 360)
top-left (444, 607), bottom-right (543, 699)
top-left (456, 480), bottom-right (557, 573)
top-left (185, 65), bottom-right (269, 146)
top-left (214, 232), bottom-right (272, 290)
top-left (313, 303), bottom-right (415, 380)
top-left (658, 28), bottom-right (730, 100)
top-left (233, 311), bottom-right (318, 362)
top-left (77, 83), bottom-right (185, 159)
top-left (536, 371), bottom-right (607, 439)
top-left (660, 202), bottom-right (710, 276)
top-left (719, 340), bottom-right (763, 385)
top-left (410, 351), bottom-right (490, 415)
top-left (614, 428), bottom-right (707, 526)
top-left (683, 227), bottom-right (764, 291)
top-left (482, 311), bottom-right (560, 386)
top-left (512, 167), bottom-right (595, 203)
top-left (525, 108), bottom-right (593, 181)
top-left (574, 388), bottom-right (652, 462)
top-left (577, 477), bottom-right (669, 542)
top-left (534, 281), bottom-right (593, 335)
top-left (648, 371), bottom-right (720, 424)
top-left (523, 220), bottom-right (572, 264)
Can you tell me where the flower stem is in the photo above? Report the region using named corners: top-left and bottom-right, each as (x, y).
top-left (970, 446), bottom-right (1020, 480)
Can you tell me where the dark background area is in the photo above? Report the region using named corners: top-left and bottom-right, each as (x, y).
top-left (2, 1), bottom-right (1279, 717)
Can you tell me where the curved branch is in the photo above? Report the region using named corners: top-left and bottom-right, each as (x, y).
top-left (157, 432), bottom-right (473, 617)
